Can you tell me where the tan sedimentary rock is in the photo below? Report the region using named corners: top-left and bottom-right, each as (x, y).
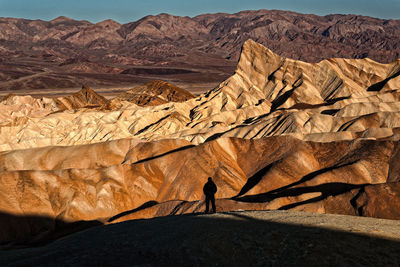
top-left (1, 136), bottom-right (400, 243)
top-left (109, 80), bottom-right (195, 108)
top-left (1, 40), bottom-right (400, 245)
top-left (55, 85), bottom-right (109, 109)
top-left (0, 85), bottom-right (107, 127)
top-left (0, 94), bottom-right (59, 126)
top-left (0, 138), bottom-right (191, 172)
top-left (109, 182), bottom-right (400, 223)
top-left (1, 40), bottom-right (400, 152)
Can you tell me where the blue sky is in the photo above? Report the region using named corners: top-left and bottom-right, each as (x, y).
top-left (0, 0), bottom-right (399, 23)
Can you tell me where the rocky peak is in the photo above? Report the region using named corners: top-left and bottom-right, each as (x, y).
top-left (95, 19), bottom-right (121, 29)
top-left (76, 85), bottom-right (108, 103)
top-left (236, 39), bottom-right (284, 79)
top-left (50, 16), bottom-right (74, 23)
top-left (49, 16), bottom-right (91, 27)
top-left (110, 80), bottom-right (195, 107)
top-left (54, 85), bottom-right (109, 110)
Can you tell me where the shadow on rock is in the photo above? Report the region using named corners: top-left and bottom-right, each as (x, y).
top-left (1, 211), bottom-right (399, 266)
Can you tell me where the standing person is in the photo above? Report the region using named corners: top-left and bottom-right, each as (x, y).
top-left (203, 177), bottom-right (217, 213)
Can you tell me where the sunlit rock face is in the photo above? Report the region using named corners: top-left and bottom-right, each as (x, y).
top-left (1, 40), bottom-right (400, 151)
top-left (1, 40), bottom-right (400, 244)
top-left (109, 80), bottom-right (195, 107)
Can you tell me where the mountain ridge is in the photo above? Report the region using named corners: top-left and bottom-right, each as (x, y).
top-left (1, 9), bottom-right (400, 91)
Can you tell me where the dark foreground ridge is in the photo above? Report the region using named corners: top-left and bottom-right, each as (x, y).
top-left (1, 210), bottom-right (399, 266)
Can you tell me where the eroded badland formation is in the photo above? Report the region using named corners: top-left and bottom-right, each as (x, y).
top-left (1, 10), bottom-right (400, 264)
top-left (1, 38), bottom-right (400, 245)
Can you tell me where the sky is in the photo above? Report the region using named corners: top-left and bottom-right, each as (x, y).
top-left (0, 0), bottom-right (399, 23)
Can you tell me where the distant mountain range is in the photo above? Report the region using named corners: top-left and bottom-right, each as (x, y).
top-left (0, 10), bottom-right (400, 91)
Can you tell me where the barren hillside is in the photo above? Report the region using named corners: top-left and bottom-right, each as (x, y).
top-left (1, 10), bottom-right (399, 91)
top-left (1, 40), bottom-right (400, 247)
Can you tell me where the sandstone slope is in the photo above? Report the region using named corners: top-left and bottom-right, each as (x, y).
top-left (1, 136), bottom-right (400, 243)
top-left (1, 40), bottom-right (400, 245)
top-left (1, 40), bottom-right (400, 151)
top-left (109, 80), bottom-right (195, 107)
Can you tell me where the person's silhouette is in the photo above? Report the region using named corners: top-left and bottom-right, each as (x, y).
top-left (203, 177), bottom-right (217, 213)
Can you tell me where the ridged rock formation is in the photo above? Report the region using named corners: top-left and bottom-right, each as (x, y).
top-left (0, 81), bottom-right (196, 151)
top-left (56, 85), bottom-right (109, 109)
top-left (1, 40), bottom-right (400, 151)
top-left (1, 40), bottom-right (400, 245)
top-left (1, 136), bottom-right (400, 243)
top-left (0, 85), bottom-right (108, 126)
top-left (109, 80), bottom-right (195, 107)
top-left (108, 182), bottom-right (400, 224)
